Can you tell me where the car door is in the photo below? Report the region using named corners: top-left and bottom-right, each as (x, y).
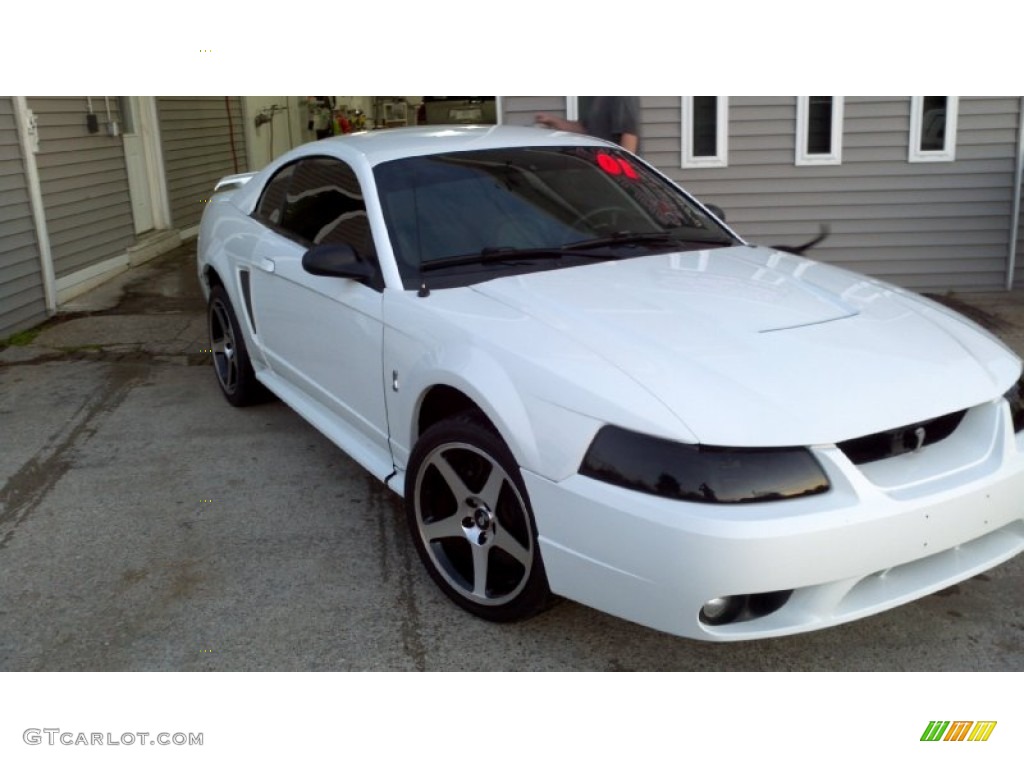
top-left (249, 155), bottom-right (390, 466)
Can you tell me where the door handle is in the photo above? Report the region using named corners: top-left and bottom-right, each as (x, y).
top-left (258, 257), bottom-right (276, 273)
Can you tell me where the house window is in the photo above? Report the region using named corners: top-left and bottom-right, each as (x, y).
top-left (796, 96), bottom-right (843, 165)
top-left (681, 96), bottom-right (728, 168)
top-left (909, 96), bottom-right (958, 162)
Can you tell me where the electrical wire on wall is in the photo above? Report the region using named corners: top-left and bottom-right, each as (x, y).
top-left (225, 96), bottom-right (240, 173)
top-left (286, 99), bottom-right (294, 150)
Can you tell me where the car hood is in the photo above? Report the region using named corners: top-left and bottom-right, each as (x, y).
top-left (470, 245), bottom-right (1021, 446)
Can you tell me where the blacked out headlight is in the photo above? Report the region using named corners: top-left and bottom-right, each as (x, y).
top-left (580, 425), bottom-right (830, 504)
top-left (1006, 374), bottom-right (1024, 434)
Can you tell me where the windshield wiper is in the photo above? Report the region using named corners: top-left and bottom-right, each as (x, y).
top-left (561, 231), bottom-right (733, 251)
top-left (561, 232), bottom-right (678, 251)
top-left (420, 246), bottom-right (617, 272)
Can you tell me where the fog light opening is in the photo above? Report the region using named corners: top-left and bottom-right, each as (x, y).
top-left (748, 589), bottom-right (793, 617)
top-left (700, 596), bottom-right (745, 626)
top-left (699, 590), bottom-right (794, 626)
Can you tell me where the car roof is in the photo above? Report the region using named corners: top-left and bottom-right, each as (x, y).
top-left (222, 125), bottom-right (622, 216)
top-left (295, 124), bottom-right (614, 167)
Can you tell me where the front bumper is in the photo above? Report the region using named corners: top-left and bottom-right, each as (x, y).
top-left (526, 399), bottom-right (1024, 640)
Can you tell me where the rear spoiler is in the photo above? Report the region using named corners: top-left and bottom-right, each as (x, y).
top-left (213, 172), bottom-right (257, 192)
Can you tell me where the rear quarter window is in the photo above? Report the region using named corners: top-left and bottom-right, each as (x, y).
top-left (255, 163), bottom-right (296, 226)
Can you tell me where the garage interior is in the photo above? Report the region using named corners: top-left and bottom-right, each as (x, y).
top-left (246, 97), bottom-right (497, 169)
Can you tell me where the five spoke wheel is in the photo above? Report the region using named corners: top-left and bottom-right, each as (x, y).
top-left (407, 416), bottom-right (551, 621)
top-left (207, 284), bottom-right (264, 407)
top-left (209, 296), bottom-right (240, 396)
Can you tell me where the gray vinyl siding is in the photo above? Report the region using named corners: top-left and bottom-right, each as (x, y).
top-left (1017, 174), bottom-right (1024, 289)
top-left (0, 98), bottom-right (47, 338)
top-left (500, 97), bottom-right (568, 126)
top-left (28, 97), bottom-right (135, 281)
top-left (158, 97), bottom-right (247, 230)
top-left (642, 96), bottom-right (1021, 292)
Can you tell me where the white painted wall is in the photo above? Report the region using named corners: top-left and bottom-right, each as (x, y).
top-left (243, 97), bottom-right (318, 169)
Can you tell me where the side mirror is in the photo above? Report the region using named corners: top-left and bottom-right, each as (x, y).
top-left (705, 204), bottom-right (726, 222)
top-left (302, 243), bottom-right (374, 282)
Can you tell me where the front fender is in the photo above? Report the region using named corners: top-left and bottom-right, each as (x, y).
top-left (385, 329), bottom-right (552, 474)
top-left (382, 288), bottom-right (689, 481)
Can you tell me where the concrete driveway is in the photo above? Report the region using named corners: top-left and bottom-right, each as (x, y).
top-left (1, 244), bottom-right (1022, 671)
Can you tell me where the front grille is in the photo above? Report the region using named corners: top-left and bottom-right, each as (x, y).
top-left (838, 410), bottom-right (966, 465)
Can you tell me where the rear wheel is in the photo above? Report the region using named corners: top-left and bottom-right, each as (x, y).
top-left (406, 415), bottom-right (552, 622)
top-left (208, 284), bottom-right (264, 406)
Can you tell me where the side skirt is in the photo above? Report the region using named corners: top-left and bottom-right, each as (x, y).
top-left (255, 368), bottom-right (396, 485)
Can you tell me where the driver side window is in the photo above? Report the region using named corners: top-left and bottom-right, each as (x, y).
top-left (258, 156), bottom-right (383, 289)
top-left (281, 157), bottom-right (376, 259)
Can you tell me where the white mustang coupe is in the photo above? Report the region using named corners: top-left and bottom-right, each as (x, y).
top-left (197, 125), bottom-right (1024, 640)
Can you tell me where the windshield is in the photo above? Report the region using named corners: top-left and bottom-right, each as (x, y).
top-left (374, 145), bottom-right (738, 289)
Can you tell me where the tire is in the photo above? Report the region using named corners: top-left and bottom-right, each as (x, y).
top-left (207, 284), bottom-right (265, 407)
top-left (406, 415), bottom-right (552, 622)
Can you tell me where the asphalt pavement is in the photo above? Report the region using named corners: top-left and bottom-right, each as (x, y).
top-left (1, 242), bottom-right (1023, 671)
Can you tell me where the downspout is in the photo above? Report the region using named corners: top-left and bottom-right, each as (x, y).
top-left (1007, 95), bottom-right (1024, 291)
top-left (12, 96), bottom-right (57, 315)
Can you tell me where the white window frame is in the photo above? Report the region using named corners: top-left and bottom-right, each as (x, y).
top-left (566, 96), bottom-right (579, 122)
top-left (796, 96), bottom-right (844, 166)
top-left (681, 96), bottom-right (728, 168)
top-left (909, 96), bottom-right (958, 162)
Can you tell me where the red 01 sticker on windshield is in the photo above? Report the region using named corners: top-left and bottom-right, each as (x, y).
top-left (597, 152), bottom-right (639, 179)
